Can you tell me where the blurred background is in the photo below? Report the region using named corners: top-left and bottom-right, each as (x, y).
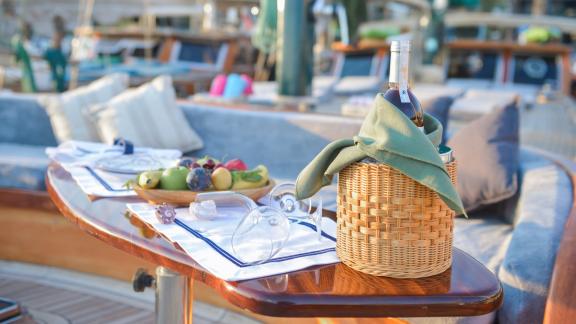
top-left (0, 0), bottom-right (574, 99)
top-left (0, 1), bottom-right (575, 323)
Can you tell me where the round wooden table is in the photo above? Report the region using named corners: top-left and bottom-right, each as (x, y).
top-left (46, 164), bottom-right (503, 322)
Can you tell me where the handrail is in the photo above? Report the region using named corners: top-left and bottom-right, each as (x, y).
top-left (445, 12), bottom-right (576, 35)
top-left (523, 147), bottom-right (576, 324)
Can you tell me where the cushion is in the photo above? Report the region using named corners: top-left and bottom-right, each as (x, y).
top-left (465, 89), bottom-right (519, 102)
top-left (497, 150), bottom-right (573, 324)
top-left (450, 90), bottom-right (518, 121)
top-left (454, 215), bottom-right (513, 273)
top-left (421, 96), bottom-right (454, 144)
top-left (0, 144), bottom-right (50, 190)
top-left (448, 102), bottom-right (519, 212)
top-left (41, 73), bottom-right (129, 142)
top-left (90, 75), bottom-right (204, 152)
top-left (0, 95), bottom-right (58, 146)
top-left (412, 83), bottom-right (464, 102)
top-left (181, 103), bottom-right (362, 179)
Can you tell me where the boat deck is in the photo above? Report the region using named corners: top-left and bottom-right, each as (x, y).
top-left (0, 261), bottom-right (259, 324)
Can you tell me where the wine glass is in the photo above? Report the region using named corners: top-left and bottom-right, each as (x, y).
top-left (267, 183), bottom-right (324, 241)
top-left (231, 206), bottom-right (291, 265)
top-left (189, 191), bottom-right (257, 220)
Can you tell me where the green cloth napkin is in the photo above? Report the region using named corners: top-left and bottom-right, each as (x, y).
top-left (295, 94), bottom-right (466, 216)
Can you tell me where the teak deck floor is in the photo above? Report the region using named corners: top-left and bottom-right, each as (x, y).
top-left (0, 262), bottom-right (260, 324)
top-left (0, 275), bottom-right (154, 324)
top-left (1, 277), bottom-right (153, 323)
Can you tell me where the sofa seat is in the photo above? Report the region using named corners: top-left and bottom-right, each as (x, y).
top-left (454, 217), bottom-right (512, 274)
top-left (0, 144), bottom-right (50, 191)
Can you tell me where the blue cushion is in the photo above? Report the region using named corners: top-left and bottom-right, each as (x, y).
top-left (454, 216), bottom-right (512, 274)
top-left (448, 102), bottom-right (520, 212)
top-left (497, 150), bottom-right (572, 324)
top-left (422, 96), bottom-right (454, 144)
top-left (0, 95), bottom-right (58, 146)
top-left (0, 144), bottom-right (49, 190)
top-left (180, 104), bottom-right (362, 180)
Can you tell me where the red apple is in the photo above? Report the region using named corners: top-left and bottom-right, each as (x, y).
top-left (224, 159), bottom-right (248, 171)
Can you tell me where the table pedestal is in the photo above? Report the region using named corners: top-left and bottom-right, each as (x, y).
top-left (155, 267), bottom-right (194, 324)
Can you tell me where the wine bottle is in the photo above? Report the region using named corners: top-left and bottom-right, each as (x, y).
top-left (383, 40), bottom-right (424, 129)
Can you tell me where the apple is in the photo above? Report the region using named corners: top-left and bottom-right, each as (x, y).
top-left (160, 167), bottom-right (190, 190)
top-left (224, 159), bottom-right (248, 171)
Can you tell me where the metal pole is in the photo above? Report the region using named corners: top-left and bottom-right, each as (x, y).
top-left (155, 267), bottom-right (194, 324)
top-left (276, 0), bottom-right (314, 97)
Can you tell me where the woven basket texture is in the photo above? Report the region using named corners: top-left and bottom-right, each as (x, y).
top-left (337, 160), bottom-right (457, 278)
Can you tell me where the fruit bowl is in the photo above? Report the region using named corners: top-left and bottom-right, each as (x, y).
top-left (133, 179), bottom-right (276, 206)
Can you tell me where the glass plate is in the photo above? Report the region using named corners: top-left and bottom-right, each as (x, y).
top-left (94, 154), bottom-right (165, 174)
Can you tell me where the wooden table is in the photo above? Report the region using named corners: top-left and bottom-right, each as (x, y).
top-left (46, 164), bottom-right (503, 321)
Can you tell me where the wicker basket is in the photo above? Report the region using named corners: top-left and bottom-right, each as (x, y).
top-left (336, 160), bottom-right (457, 278)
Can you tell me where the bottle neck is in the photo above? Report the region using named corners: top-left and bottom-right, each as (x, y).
top-left (388, 82), bottom-right (411, 90)
top-left (388, 50), bottom-right (411, 88)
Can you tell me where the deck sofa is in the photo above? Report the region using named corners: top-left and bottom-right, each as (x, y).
top-left (0, 94), bottom-right (574, 324)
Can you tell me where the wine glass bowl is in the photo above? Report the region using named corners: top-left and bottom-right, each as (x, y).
top-left (231, 206), bottom-right (291, 265)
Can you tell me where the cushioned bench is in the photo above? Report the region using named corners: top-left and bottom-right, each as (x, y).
top-left (0, 94), bottom-right (574, 324)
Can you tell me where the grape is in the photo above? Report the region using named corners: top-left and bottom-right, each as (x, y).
top-left (204, 159), bottom-right (216, 169)
top-left (177, 157), bottom-right (195, 168)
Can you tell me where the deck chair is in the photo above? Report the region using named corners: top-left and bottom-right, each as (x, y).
top-left (10, 36), bottom-right (37, 93)
top-left (44, 48), bottom-right (67, 92)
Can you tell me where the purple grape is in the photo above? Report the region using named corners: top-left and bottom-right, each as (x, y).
top-left (177, 157), bottom-right (195, 168)
top-left (204, 159), bottom-right (216, 169)
top-left (186, 168), bottom-right (212, 191)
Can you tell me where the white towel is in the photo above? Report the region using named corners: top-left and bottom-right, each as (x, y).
top-left (46, 141), bottom-right (182, 197)
top-left (126, 203), bottom-right (339, 281)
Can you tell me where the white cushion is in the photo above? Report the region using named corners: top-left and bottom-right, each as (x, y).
top-left (464, 89), bottom-right (518, 102)
top-left (90, 75), bottom-right (203, 152)
top-left (412, 83), bottom-right (465, 102)
top-left (41, 73), bottom-right (129, 142)
top-left (450, 94), bottom-right (517, 122)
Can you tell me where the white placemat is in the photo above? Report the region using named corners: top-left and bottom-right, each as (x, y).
top-left (127, 203), bottom-right (339, 281)
top-left (46, 141), bottom-right (182, 197)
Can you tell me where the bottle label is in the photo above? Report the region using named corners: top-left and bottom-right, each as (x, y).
top-left (399, 46), bottom-right (410, 103)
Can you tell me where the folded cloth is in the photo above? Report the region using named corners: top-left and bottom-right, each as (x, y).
top-left (46, 141), bottom-right (181, 197)
top-left (127, 203), bottom-right (339, 281)
top-left (295, 94), bottom-right (465, 215)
